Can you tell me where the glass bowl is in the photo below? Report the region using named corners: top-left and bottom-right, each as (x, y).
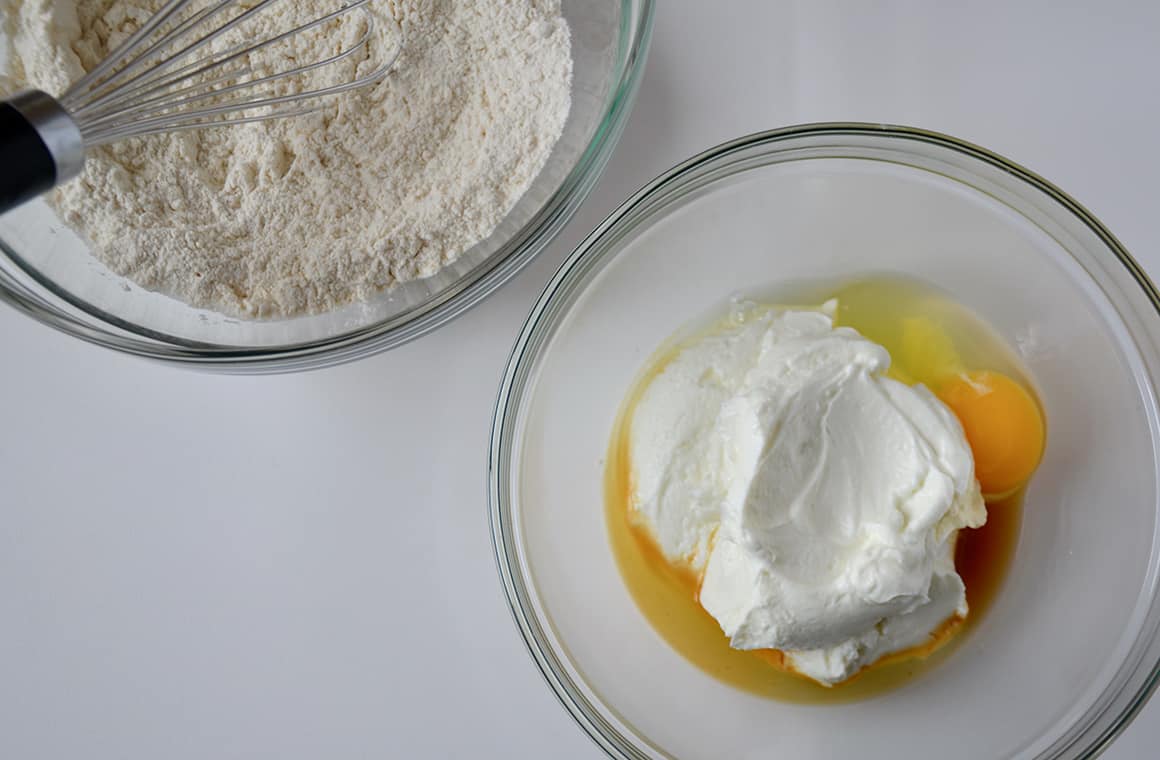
top-left (0, 0), bottom-right (653, 373)
top-left (489, 125), bottom-right (1160, 758)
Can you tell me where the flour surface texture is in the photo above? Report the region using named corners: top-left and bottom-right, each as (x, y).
top-left (2, 0), bottom-right (573, 317)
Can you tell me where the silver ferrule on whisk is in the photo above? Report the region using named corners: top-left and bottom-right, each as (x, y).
top-left (6, 90), bottom-right (87, 183)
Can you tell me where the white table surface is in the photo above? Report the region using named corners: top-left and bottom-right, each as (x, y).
top-left (3, 2), bottom-right (1159, 758)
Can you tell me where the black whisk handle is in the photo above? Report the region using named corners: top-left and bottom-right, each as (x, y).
top-left (0, 90), bottom-right (85, 214)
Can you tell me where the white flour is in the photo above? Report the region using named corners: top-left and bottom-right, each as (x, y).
top-left (2, 0), bottom-right (572, 317)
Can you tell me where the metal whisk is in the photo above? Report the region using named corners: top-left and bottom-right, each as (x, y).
top-left (0, 0), bottom-right (402, 213)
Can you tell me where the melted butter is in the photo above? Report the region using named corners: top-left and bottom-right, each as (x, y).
top-left (604, 275), bottom-right (1034, 703)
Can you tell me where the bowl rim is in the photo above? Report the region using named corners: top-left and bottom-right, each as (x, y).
top-left (488, 122), bottom-right (1160, 759)
top-left (0, 0), bottom-right (656, 373)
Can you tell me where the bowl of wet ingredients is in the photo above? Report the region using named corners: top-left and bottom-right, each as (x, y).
top-left (490, 124), bottom-right (1160, 758)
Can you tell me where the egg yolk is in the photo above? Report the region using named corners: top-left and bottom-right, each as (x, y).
top-left (938, 371), bottom-right (1045, 498)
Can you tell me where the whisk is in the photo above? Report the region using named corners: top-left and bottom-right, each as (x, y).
top-left (0, 0), bottom-right (402, 213)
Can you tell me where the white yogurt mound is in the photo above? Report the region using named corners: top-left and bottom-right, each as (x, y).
top-left (628, 302), bottom-right (986, 686)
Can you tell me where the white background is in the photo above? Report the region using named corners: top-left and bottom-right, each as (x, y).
top-left (2, 2), bottom-right (1159, 757)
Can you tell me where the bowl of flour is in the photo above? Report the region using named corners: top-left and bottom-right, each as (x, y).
top-left (0, 0), bottom-right (653, 371)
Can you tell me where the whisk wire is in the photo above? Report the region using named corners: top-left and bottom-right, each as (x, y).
top-left (76, 1), bottom-right (375, 126)
top-left (83, 39), bottom-right (398, 144)
top-left (53, 0), bottom-right (401, 146)
top-left (0, 0), bottom-right (403, 211)
top-left (68, 0), bottom-right (285, 115)
top-left (76, 38), bottom-right (256, 120)
top-left (63, 0), bottom-right (200, 104)
top-left (81, 17), bottom-right (377, 137)
top-left (66, 1), bottom-right (237, 116)
top-left (87, 106), bottom-right (322, 145)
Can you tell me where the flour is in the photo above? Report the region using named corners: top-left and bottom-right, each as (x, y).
top-left (1, 0), bottom-right (572, 318)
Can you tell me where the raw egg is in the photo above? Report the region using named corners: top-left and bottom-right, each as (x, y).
top-left (938, 370), bottom-right (1045, 498)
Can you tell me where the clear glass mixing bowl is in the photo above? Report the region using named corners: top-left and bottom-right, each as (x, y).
top-left (489, 125), bottom-right (1160, 759)
top-left (0, 0), bottom-right (653, 373)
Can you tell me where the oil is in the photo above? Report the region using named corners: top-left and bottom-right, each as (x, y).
top-left (604, 275), bottom-right (1034, 703)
